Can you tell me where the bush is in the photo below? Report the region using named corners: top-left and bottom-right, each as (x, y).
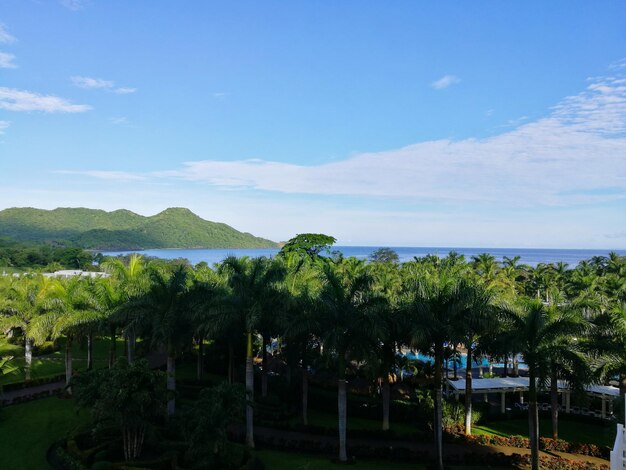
top-left (450, 431), bottom-right (610, 459)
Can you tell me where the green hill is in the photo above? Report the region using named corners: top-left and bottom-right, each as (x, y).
top-left (0, 207), bottom-right (278, 250)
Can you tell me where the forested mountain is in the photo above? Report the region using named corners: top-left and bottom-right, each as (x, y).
top-left (0, 207), bottom-right (277, 250)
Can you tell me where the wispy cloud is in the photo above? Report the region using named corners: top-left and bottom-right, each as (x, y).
top-left (113, 87), bottom-right (137, 95)
top-left (0, 24), bottom-right (16, 44)
top-left (55, 170), bottom-right (146, 182)
top-left (0, 51), bottom-right (17, 69)
top-left (71, 76), bottom-right (113, 89)
top-left (71, 76), bottom-right (137, 94)
top-left (213, 92), bottom-right (230, 98)
top-left (0, 87), bottom-right (91, 113)
top-left (430, 74), bottom-right (461, 90)
top-left (61, 65), bottom-right (626, 212)
top-left (61, 0), bottom-right (89, 11)
top-left (109, 116), bottom-right (129, 126)
top-left (0, 120), bottom-right (10, 134)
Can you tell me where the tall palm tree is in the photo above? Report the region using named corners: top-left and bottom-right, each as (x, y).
top-left (103, 255), bottom-right (150, 363)
top-left (131, 265), bottom-right (191, 417)
top-left (41, 276), bottom-right (103, 392)
top-left (188, 264), bottom-right (228, 381)
top-left (0, 275), bottom-right (59, 380)
top-left (280, 251), bottom-right (324, 426)
top-left (369, 260), bottom-right (404, 431)
top-left (317, 258), bottom-right (385, 462)
top-left (220, 256), bottom-right (286, 448)
top-left (456, 282), bottom-right (497, 435)
top-left (402, 262), bottom-right (465, 470)
top-left (501, 299), bottom-right (587, 470)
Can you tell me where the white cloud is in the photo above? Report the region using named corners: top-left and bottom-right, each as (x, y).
top-left (109, 116), bottom-right (130, 126)
top-left (61, 0), bottom-right (89, 11)
top-left (431, 74), bottom-right (461, 90)
top-left (213, 92), bottom-right (230, 98)
top-left (55, 170), bottom-right (146, 182)
top-left (0, 24), bottom-right (16, 44)
top-left (0, 120), bottom-right (10, 134)
top-left (53, 64), bottom-right (626, 247)
top-left (71, 76), bottom-right (114, 89)
top-left (71, 76), bottom-right (136, 94)
top-left (0, 51), bottom-right (17, 68)
top-left (0, 87), bottom-right (91, 113)
top-left (113, 87), bottom-right (137, 95)
top-left (139, 70), bottom-right (626, 207)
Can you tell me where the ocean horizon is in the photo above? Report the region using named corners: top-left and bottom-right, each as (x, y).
top-left (101, 246), bottom-right (626, 267)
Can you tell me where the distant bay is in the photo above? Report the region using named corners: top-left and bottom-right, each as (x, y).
top-left (100, 246), bottom-right (626, 267)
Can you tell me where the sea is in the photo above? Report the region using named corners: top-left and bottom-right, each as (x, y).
top-left (100, 246), bottom-right (626, 267)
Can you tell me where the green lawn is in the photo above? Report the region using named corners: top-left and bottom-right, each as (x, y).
top-left (1, 337), bottom-right (126, 386)
top-left (474, 417), bottom-right (616, 447)
top-left (256, 450), bottom-right (423, 469)
top-left (256, 450), bottom-right (507, 469)
top-left (290, 409), bottom-right (418, 438)
top-left (0, 397), bottom-right (89, 469)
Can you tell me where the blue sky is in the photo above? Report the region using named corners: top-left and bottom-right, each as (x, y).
top-left (1, 1), bottom-right (626, 248)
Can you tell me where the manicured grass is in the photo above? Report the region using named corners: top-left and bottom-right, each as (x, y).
top-left (474, 417), bottom-right (616, 447)
top-left (0, 397), bottom-right (89, 469)
top-left (293, 409), bottom-right (418, 438)
top-left (256, 450), bottom-right (509, 469)
top-left (256, 450), bottom-right (426, 469)
top-left (0, 337), bottom-right (126, 386)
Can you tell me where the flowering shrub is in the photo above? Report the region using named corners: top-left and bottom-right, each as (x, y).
top-left (448, 431), bottom-right (610, 459)
top-left (510, 454), bottom-right (609, 470)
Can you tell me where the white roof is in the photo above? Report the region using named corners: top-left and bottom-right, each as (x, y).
top-left (448, 377), bottom-right (528, 392)
top-left (448, 377), bottom-right (619, 397)
top-left (587, 384), bottom-right (620, 397)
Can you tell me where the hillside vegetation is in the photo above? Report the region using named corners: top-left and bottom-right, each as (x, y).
top-left (0, 207), bottom-right (277, 250)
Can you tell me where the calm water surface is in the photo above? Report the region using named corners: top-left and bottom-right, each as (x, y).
top-left (101, 246), bottom-right (626, 267)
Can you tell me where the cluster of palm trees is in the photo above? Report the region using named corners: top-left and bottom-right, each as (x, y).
top-left (1, 240), bottom-right (625, 470)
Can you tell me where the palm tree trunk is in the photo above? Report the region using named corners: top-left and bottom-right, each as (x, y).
top-left (166, 343), bottom-right (176, 417)
top-left (338, 353), bottom-right (348, 462)
top-left (382, 376), bottom-right (390, 431)
top-left (245, 332), bottom-right (255, 448)
top-left (24, 337), bottom-right (33, 381)
top-left (228, 342), bottom-right (234, 384)
top-left (126, 328), bottom-right (135, 364)
top-left (109, 324), bottom-right (116, 368)
top-left (87, 333), bottom-right (93, 370)
top-left (550, 363), bottom-right (559, 440)
top-left (464, 343), bottom-right (473, 435)
top-left (434, 344), bottom-right (444, 470)
top-left (261, 333), bottom-right (268, 397)
top-left (65, 336), bottom-right (73, 394)
top-left (528, 367), bottom-right (539, 470)
top-left (453, 347), bottom-right (458, 380)
top-left (196, 337), bottom-right (204, 381)
top-left (302, 366), bottom-right (309, 426)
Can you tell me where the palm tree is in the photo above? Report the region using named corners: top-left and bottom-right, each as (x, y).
top-left (131, 265), bottom-right (191, 417)
top-left (317, 258), bottom-right (385, 462)
top-left (369, 259), bottom-right (404, 431)
top-left (500, 299), bottom-right (587, 470)
top-left (220, 256), bottom-right (286, 448)
top-left (456, 282), bottom-right (497, 435)
top-left (280, 251), bottom-right (324, 426)
top-left (188, 264), bottom-right (228, 381)
top-left (0, 275), bottom-right (59, 380)
top-left (42, 276), bottom-right (103, 392)
top-left (103, 255), bottom-right (150, 363)
top-left (402, 262), bottom-right (465, 470)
